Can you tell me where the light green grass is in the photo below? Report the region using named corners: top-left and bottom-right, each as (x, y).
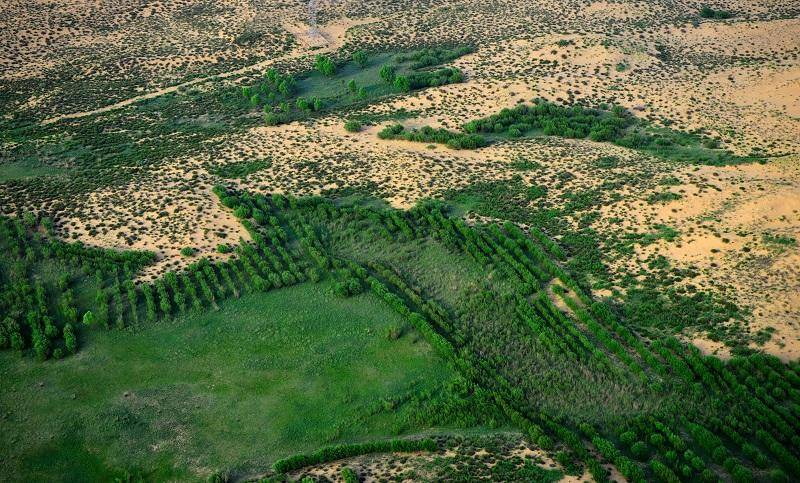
top-left (0, 282), bottom-right (458, 481)
top-left (298, 53), bottom-right (398, 105)
top-left (0, 161), bottom-right (64, 181)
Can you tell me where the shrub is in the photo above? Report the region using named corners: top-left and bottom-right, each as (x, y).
top-left (344, 120), bottom-right (362, 133)
top-left (699, 6), bottom-right (732, 19)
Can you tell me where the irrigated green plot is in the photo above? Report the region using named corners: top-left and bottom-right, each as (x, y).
top-left (0, 160), bottom-right (64, 182)
top-left (0, 282), bottom-right (462, 481)
top-left (297, 52), bottom-right (398, 104)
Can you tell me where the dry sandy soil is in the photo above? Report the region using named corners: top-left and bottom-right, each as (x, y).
top-left (1, 1), bottom-right (799, 359)
top-left (278, 432), bottom-right (618, 482)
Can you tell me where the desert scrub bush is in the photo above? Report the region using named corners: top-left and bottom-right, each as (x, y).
top-left (344, 120), bottom-right (362, 132)
top-left (699, 6), bottom-right (733, 19)
top-left (180, 247), bottom-right (197, 257)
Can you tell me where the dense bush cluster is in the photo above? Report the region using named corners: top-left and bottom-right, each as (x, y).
top-left (462, 99), bottom-right (751, 165)
top-left (343, 120), bottom-right (362, 133)
top-left (377, 124), bottom-right (487, 149)
top-left (391, 67), bottom-right (464, 92)
top-left (463, 100), bottom-right (634, 141)
top-left (699, 6), bottom-right (733, 19)
top-left (395, 45), bottom-right (474, 69)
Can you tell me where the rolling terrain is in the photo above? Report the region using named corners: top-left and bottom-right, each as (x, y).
top-left (1, 0), bottom-right (799, 481)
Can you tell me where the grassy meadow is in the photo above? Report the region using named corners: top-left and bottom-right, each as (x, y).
top-left (0, 282), bottom-right (461, 481)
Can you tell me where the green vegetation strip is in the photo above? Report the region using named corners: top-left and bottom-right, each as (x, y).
top-left (375, 99), bottom-right (759, 165)
top-left (2, 187), bottom-right (799, 482)
top-left (463, 100), bottom-right (758, 164)
top-left (378, 124), bottom-right (487, 149)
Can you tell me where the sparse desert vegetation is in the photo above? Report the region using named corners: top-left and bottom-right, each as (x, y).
top-left (1, 0), bottom-right (799, 481)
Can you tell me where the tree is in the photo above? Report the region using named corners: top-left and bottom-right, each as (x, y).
top-left (278, 78), bottom-right (295, 96)
top-left (315, 55), bottom-right (336, 76)
top-left (393, 75), bottom-right (410, 92)
top-left (341, 466), bottom-right (359, 483)
top-left (630, 441), bottom-right (648, 460)
top-left (379, 65), bottom-right (396, 83)
top-left (63, 323), bottom-right (77, 353)
top-left (352, 50), bottom-right (368, 68)
top-left (296, 97), bottom-right (310, 111)
top-left (82, 310), bottom-right (95, 326)
top-left (234, 205), bottom-right (252, 219)
top-left (23, 212), bottom-right (36, 227)
top-left (348, 79), bottom-right (357, 94)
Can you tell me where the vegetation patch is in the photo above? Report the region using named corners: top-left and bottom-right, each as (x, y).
top-left (377, 124), bottom-right (488, 149)
top-left (463, 100), bottom-right (759, 165)
top-left (238, 47), bottom-right (471, 126)
top-left (0, 281), bottom-right (472, 480)
top-left (2, 189), bottom-right (797, 482)
top-left (699, 5), bottom-right (733, 19)
top-left (208, 158), bottom-right (272, 179)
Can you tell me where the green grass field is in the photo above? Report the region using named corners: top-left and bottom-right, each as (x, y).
top-left (0, 282), bottom-right (460, 481)
top-left (297, 53), bottom-right (398, 106)
top-left (0, 160), bottom-right (64, 182)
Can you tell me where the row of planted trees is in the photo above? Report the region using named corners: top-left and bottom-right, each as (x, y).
top-left (4, 189), bottom-right (799, 482)
top-left (0, 215), bottom-right (154, 359)
top-left (274, 193), bottom-right (800, 481)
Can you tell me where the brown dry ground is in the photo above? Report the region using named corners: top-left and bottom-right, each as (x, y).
top-left (1, 1), bottom-right (799, 359)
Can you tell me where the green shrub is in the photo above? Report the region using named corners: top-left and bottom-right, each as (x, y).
top-left (344, 120), bottom-right (362, 133)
